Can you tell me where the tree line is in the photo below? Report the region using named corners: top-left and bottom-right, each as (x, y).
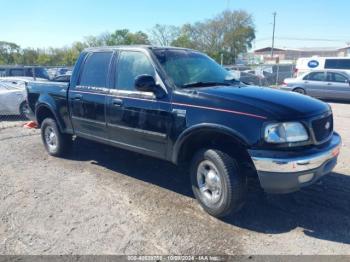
top-left (0, 10), bottom-right (255, 66)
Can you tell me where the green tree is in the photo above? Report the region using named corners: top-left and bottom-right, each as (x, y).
top-left (149, 24), bottom-right (180, 46)
top-left (172, 10), bottom-right (255, 64)
top-left (0, 41), bottom-right (20, 64)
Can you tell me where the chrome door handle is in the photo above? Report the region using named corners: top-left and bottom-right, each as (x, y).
top-left (112, 99), bottom-right (123, 107)
top-left (72, 94), bottom-right (83, 100)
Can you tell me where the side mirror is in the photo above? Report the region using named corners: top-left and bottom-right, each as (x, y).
top-left (135, 75), bottom-right (166, 98)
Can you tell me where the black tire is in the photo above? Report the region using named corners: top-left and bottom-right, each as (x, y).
top-left (190, 149), bottom-right (247, 218)
top-left (293, 88), bottom-right (306, 95)
top-left (41, 118), bottom-right (72, 157)
top-left (19, 102), bottom-right (29, 120)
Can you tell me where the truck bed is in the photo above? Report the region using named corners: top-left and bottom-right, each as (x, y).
top-left (26, 80), bottom-right (72, 132)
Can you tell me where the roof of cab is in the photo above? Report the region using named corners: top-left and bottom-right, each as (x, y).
top-left (84, 45), bottom-right (195, 52)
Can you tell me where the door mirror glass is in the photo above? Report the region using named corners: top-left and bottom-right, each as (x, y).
top-left (135, 74), bottom-right (156, 92)
top-left (135, 75), bottom-right (166, 98)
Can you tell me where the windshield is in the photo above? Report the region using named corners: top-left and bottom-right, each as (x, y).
top-left (152, 49), bottom-right (238, 88)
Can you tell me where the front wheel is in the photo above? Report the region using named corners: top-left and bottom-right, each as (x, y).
top-left (41, 118), bottom-right (72, 157)
top-left (190, 149), bottom-right (247, 218)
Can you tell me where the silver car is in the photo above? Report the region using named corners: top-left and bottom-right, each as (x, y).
top-left (281, 70), bottom-right (350, 100)
top-left (0, 78), bottom-right (29, 118)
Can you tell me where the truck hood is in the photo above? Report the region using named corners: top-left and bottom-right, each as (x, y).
top-left (196, 85), bottom-right (330, 120)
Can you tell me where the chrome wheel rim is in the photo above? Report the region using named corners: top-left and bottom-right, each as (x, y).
top-left (196, 160), bottom-right (222, 205)
top-left (44, 127), bottom-right (57, 151)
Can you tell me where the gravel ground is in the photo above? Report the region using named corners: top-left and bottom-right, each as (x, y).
top-left (0, 102), bottom-right (349, 255)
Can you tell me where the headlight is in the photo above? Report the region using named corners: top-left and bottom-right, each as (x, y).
top-left (264, 122), bottom-right (309, 143)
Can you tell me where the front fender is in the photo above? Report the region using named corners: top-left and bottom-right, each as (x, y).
top-left (171, 123), bottom-right (250, 164)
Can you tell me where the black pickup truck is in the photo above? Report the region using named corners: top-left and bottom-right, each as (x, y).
top-left (26, 46), bottom-right (342, 218)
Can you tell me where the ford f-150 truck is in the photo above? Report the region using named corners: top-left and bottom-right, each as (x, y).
top-left (26, 46), bottom-right (342, 218)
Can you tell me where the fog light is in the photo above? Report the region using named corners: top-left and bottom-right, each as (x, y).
top-left (298, 173), bottom-right (314, 183)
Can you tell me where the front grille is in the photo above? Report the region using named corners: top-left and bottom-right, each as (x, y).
top-left (312, 114), bottom-right (333, 142)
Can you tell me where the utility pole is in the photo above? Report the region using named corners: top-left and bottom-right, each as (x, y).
top-left (271, 12), bottom-right (277, 58)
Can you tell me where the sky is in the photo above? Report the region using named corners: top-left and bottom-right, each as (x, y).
top-left (1, 0), bottom-right (350, 50)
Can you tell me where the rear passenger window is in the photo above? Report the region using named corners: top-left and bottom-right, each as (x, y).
top-left (307, 72), bottom-right (325, 81)
top-left (79, 52), bottom-right (113, 87)
top-left (328, 73), bottom-right (348, 83)
top-left (116, 51), bottom-right (155, 91)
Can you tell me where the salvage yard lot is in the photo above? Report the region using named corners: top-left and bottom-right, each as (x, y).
top-left (0, 102), bottom-right (349, 255)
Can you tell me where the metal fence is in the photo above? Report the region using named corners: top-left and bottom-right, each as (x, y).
top-left (0, 63), bottom-right (296, 130)
top-left (225, 63), bottom-right (296, 87)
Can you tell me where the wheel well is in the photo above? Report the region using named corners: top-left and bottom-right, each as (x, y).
top-left (36, 106), bottom-right (56, 127)
top-left (293, 87), bottom-right (305, 91)
top-left (19, 101), bottom-right (26, 111)
top-left (177, 130), bottom-right (255, 174)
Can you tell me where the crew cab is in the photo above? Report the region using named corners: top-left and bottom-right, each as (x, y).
top-left (26, 46), bottom-right (342, 218)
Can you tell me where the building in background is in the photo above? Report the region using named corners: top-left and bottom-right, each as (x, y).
top-left (253, 46), bottom-right (350, 64)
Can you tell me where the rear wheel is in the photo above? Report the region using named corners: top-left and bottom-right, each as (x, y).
top-left (190, 149), bottom-right (247, 218)
top-left (41, 118), bottom-right (72, 157)
top-left (293, 88), bottom-right (306, 95)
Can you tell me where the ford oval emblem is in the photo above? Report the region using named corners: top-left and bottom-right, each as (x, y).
top-left (325, 121), bottom-right (331, 130)
top-left (308, 60), bottom-right (319, 68)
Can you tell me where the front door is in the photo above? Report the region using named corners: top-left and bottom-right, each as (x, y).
top-left (304, 71), bottom-right (327, 98)
top-left (69, 51), bottom-right (113, 139)
top-left (106, 50), bottom-right (171, 158)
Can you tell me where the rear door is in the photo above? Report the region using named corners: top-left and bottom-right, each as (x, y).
top-left (326, 72), bottom-right (350, 100)
top-left (304, 71), bottom-right (327, 98)
top-left (106, 50), bottom-right (171, 158)
top-left (69, 51), bottom-right (113, 139)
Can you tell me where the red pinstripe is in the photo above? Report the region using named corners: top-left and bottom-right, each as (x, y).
top-left (70, 90), bottom-right (267, 120)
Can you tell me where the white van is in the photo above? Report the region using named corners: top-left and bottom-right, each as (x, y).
top-left (295, 57), bottom-right (350, 77)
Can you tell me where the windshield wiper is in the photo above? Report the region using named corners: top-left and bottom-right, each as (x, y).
top-left (181, 81), bottom-right (231, 88)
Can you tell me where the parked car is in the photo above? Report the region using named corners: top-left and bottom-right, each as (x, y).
top-left (47, 67), bottom-right (74, 79)
top-left (225, 69), bottom-right (266, 86)
top-left (0, 78), bottom-right (29, 118)
top-left (224, 65), bottom-right (251, 72)
top-left (51, 74), bottom-right (71, 82)
top-left (240, 71), bottom-right (267, 86)
top-left (281, 70), bottom-right (350, 100)
top-left (0, 66), bottom-right (50, 80)
top-left (26, 46), bottom-right (341, 218)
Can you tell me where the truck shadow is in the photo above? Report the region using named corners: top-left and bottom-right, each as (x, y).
top-left (224, 173), bottom-right (350, 245)
top-left (68, 138), bottom-right (350, 245)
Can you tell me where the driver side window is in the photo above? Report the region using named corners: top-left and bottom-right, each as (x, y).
top-left (116, 51), bottom-right (155, 91)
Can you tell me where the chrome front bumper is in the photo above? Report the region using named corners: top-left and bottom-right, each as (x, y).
top-left (249, 133), bottom-right (342, 193)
